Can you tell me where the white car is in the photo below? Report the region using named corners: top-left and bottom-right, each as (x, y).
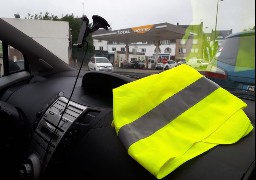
top-left (88, 57), bottom-right (113, 72)
top-left (155, 62), bottom-right (164, 70)
top-left (186, 59), bottom-right (209, 68)
top-left (163, 60), bottom-right (177, 70)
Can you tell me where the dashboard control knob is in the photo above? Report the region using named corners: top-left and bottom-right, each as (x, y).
top-left (19, 163), bottom-right (32, 179)
top-left (19, 154), bottom-right (41, 180)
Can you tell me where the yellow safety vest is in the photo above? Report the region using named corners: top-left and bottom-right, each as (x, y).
top-left (112, 64), bottom-right (253, 179)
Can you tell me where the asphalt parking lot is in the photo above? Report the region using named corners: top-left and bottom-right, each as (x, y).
top-left (111, 67), bottom-right (162, 79)
top-left (113, 67), bottom-right (161, 74)
top-left (81, 66), bottom-right (205, 79)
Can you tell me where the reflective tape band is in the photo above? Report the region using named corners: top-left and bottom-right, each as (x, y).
top-left (118, 77), bottom-right (219, 149)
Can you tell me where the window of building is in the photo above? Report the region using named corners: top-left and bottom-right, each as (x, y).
top-left (193, 39), bottom-right (198, 44)
top-left (121, 47), bottom-right (125, 52)
top-left (132, 48), bottom-right (137, 53)
top-left (98, 40), bottom-right (102, 42)
top-left (112, 47), bottom-right (116, 51)
top-left (179, 48), bottom-right (186, 54)
top-left (99, 46), bottom-right (104, 51)
top-left (180, 39), bottom-right (186, 44)
top-left (141, 48), bottom-right (146, 53)
top-left (190, 32), bottom-right (198, 36)
top-left (164, 47), bottom-right (172, 53)
top-left (191, 48), bottom-right (198, 53)
top-left (161, 40), bottom-right (171, 45)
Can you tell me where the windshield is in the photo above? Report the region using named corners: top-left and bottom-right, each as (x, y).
top-left (216, 33), bottom-right (255, 68)
top-left (95, 57), bottom-right (110, 63)
top-left (2, 0), bottom-right (255, 98)
top-left (1, 2), bottom-right (255, 179)
top-left (206, 31), bottom-right (255, 98)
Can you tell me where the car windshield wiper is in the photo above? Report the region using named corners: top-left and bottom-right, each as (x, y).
top-left (229, 89), bottom-right (255, 101)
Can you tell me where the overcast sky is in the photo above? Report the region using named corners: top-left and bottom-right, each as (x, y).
top-left (0, 0), bottom-right (255, 33)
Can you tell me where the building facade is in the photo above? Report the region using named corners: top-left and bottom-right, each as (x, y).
top-left (2, 18), bottom-right (71, 64)
top-left (93, 39), bottom-right (176, 66)
top-left (175, 22), bottom-right (204, 61)
top-left (93, 22), bottom-right (232, 66)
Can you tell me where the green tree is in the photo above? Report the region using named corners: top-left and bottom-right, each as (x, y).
top-left (243, 26), bottom-right (255, 31)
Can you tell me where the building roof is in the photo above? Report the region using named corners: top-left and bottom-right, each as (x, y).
top-left (210, 29), bottom-right (233, 40)
top-left (92, 23), bottom-right (186, 44)
top-left (176, 22), bottom-right (203, 39)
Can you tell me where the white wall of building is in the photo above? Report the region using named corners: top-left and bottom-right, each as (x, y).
top-left (93, 39), bottom-right (176, 61)
top-left (3, 18), bottom-right (70, 64)
top-left (93, 40), bottom-right (108, 51)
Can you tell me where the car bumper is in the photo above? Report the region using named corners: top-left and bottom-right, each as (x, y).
top-left (97, 67), bottom-right (113, 72)
top-left (155, 66), bottom-right (163, 70)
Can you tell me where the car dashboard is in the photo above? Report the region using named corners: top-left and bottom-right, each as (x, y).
top-left (0, 70), bottom-right (255, 180)
top-left (0, 70), bottom-right (134, 179)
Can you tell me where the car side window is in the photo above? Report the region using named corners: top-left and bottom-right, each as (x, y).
top-left (0, 40), bottom-right (25, 77)
top-left (8, 46), bottom-right (25, 73)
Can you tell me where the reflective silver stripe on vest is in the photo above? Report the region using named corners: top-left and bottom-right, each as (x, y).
top-left (118, 77), bottom-right (219, 149)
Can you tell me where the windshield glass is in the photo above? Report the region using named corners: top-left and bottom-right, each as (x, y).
top-left (216, 33), bottom-right (255, 68)
top-left (95, 57), bottom-right (110, 63)
top-left (2, 0), bottom-right (255, 97)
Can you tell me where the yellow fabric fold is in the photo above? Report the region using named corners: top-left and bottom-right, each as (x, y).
top-left (112, 64), bottom-right (254, 179)
top-left (113, 64), bottom-right (203, 134)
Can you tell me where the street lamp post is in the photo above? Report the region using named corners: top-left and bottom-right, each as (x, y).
top-left (213, 0), bottom-right (223, 43)
top-left (82, 2), bottom-right (85, 16)
top-left (212, 0), bottom-right (223, 57)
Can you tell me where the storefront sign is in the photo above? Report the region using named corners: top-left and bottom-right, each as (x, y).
top-left (132, 25), bottom-right (153, 34)
top-left (117, 29), bottom-right (131, 35)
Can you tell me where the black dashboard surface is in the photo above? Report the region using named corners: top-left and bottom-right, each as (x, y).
top-left (0, 70), bottom-right (255, 180)
top-left (0, 70), bottom-right (132, 128)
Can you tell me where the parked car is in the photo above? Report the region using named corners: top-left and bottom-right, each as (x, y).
top-left (155, 62), bottom-right (164, 70)
top-left (163, 60), bottom-right (177, 70)
top-left (204, 30), bottom-right (255, 93)
top-left (187, 58), bottom-right (209, 68)
top-left (128, 60), bottom-right (145, 69)
top-left (177, 59), bottom-right (186, 66)
top-left (88, 57), bottom-right (113, 71)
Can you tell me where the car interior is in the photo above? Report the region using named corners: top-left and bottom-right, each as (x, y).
top-left (0, 17), bottom-right (255, 180)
